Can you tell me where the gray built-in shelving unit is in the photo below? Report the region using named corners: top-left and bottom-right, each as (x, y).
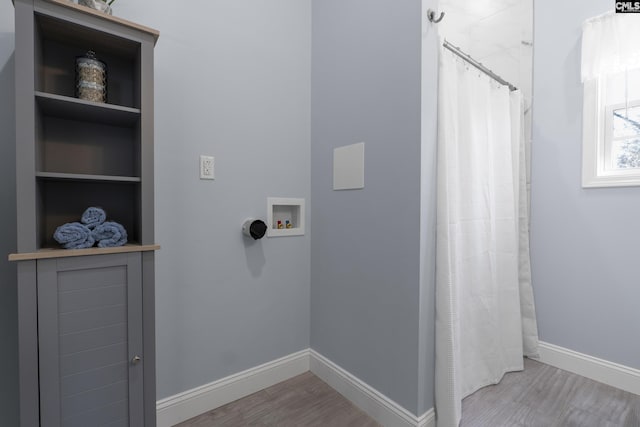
top-left (10, 1), bottom-right (159, 426)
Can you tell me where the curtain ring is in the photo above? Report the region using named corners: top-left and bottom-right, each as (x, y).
top-left (428, 9), bottom-right (445, 23)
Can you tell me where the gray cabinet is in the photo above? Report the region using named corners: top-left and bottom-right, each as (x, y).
top-left (13, 0), bottom-right (159, 252)
top-left (14, 251), bottom-right (157, 427)
top-left (11, 1), bottom-right (159, 426)
top-left (38, 254), bottom-right (143, 427)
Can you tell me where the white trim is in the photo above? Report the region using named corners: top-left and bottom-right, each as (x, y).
top-left (155, 350), bottom-right (310, 427)
top-left (582, 76), bottom-right (640, 187)
top-left (309, 350), bottom-right (436, 427)
top-left (153, 343), bottom-right (640, 427)
top-left (155, 348), bottom-right (436, 427)
top-left (416, 408), bottom-right (437, 427)
top-left (535, 341), bottom-right (640, 396)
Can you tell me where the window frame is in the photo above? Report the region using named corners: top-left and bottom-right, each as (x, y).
top-left (582, 77), bottom-right (640, 187)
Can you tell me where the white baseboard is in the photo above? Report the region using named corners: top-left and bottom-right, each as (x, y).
top-left (309, 350), bottom-right (435, 427)
top-left (154, 342), bottom-right (640, 427)
top-left (156, 349), bottom-right (310, 427)
top-left (536, 341), bottom-right (640, 396)
top-left (416, 408), bottom-right (437, 427)
top-left (155, 348), bottom-right (435, 427)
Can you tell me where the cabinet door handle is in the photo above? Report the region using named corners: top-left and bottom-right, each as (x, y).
top-left (132, 355), bottom-right (142, 365)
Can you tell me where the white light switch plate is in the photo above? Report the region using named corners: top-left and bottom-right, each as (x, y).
top-left (200, 155), bottom-right (215, 180)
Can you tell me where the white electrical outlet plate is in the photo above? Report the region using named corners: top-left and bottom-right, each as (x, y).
top-left (200, 155), bottom-right (215, 180)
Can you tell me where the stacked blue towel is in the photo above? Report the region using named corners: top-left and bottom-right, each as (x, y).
top-left (53, 207), bottom-right (129, 249)
top-left (92, 221), bottom-right (128, 248)
top-left (81, 207), bottom-right (106, 229)
top-left (53, 222), bottom-right (95, 249)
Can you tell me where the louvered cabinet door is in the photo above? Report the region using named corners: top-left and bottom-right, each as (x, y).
top-left (37, 253), bottom-right (143, 427)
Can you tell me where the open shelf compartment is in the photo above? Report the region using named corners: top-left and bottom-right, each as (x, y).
top-left (34, 11), bottom-right (141, 108)
top-left (37, 179), bottom-right (140, 249)
top-left (36, 103), bottom-right (139, 178)
top-left (267, 197), bottom-right (305, 237)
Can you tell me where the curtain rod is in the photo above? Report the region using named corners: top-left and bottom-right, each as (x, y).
top-left (443, 40), bottom-right (518, 92)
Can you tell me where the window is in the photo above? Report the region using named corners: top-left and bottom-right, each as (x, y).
top-left (581, 12), bottom-right (640, 187)
top-left (607, 101), bottom-right (640, 170)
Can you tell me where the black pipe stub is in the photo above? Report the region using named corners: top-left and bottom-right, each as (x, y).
top-left (242, 219), bottom-right (267, 240)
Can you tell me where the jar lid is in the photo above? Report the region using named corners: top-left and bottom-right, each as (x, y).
top-left (77, 50), bottom-right (106, 69)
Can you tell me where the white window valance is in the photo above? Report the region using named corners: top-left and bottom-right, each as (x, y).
top-left (581, 11), bottom-right (640, 82)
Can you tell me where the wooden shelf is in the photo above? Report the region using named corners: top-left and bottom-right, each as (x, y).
top-left (8, 244), bottom-right (161, 262)
top-left (16, 0), bottom-right (160, 45)
top-left (36, 172), bottom-right (141, 183)
top-left (36, 91), bottom-right (140, 126)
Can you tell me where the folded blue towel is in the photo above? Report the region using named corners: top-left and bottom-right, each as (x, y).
top-left (53, 222), bottom-right (95, 249)
top-left (81, 206), bottom-right (107, 229)
top-left (92, 221), bottom-right (128, 248)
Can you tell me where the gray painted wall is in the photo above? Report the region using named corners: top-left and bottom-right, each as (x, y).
top-left (310, 0), bottom-right (431, 415)
top-left (0, 3), bottom-right (18, 425)
top-left (0, 0), bottom-right (311, 403)
top-left (116, 0), bottom-right (312, 399)
top-left (531, 0), bottom-right (640, 369)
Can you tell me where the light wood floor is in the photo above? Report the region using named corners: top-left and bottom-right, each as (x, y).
top-left (177, 358), bottom-right (640, 426)
top-left (175, 371), bottom-right (381, 427)
top-left (461, 358), bottom-right (640, 427)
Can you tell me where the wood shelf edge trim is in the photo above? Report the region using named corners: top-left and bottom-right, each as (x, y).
top-left (34, 0), bottom-right (160, 45)
top-left (8, 244), bottom-right (161, 261)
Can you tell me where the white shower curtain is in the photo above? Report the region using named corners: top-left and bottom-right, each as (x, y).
top-left (435, 46), bottom-right (539, 427)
